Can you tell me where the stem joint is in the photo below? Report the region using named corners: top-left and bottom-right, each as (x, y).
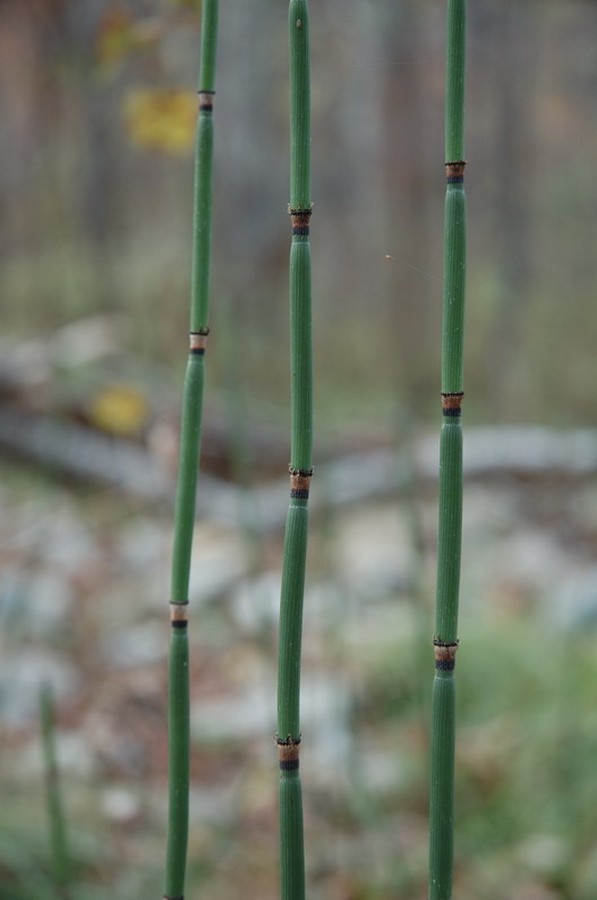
top-left (441, 391), bottom-right (464, 417)
top-left (433, 639), bottom-right (459, 671)
top-left (276, 735), bottom-right (301, 771)
top-left (289, 205), bottom-right (313, 236)
top-left (198, 90), bottom-right (215, 111)
top-left (190, 331), bottom-right (209, 354)
top-left (445, 160), bottom-right (466, 184)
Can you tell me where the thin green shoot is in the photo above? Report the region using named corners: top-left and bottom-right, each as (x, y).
top-left (164, 2), bottom-right (219, 898)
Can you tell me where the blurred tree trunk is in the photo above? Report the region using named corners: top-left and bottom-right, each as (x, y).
top-left (0, 2), bottom-right (63, 253)
top-left (0, 0), bottom-right (121, 315)
top-left (379, 0), bottom-right (440, 414)
top-left (484, 0), bottom-right (534, 415)
top-left (62, 0), bottom-right (121, 311)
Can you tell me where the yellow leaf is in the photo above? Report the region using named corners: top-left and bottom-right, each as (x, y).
top-left (96, 10), bottom-right (135, 66)
top-left (88, 384), bottom-right (151, 437)
top-left (123, 88), bottom-right (197, 154)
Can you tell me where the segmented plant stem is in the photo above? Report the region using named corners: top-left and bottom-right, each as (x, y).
top-left (429, 2), bottom-right (466, 898)
top-left (276, 3), bottom-right (312, 899)
top-left (164, 2), bottom-right (218, 897)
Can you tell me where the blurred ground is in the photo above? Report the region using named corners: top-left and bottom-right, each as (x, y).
top-left (2, 436), bottom-right (597, 898)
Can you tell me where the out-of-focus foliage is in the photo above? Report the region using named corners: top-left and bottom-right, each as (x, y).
top-left (95, 9), bottom-right (139, 68)
top-left (123, 88), bottom-right (196, 153)
top-left (1, 0), bottom-right (597, 427)
top-left (87, 382), bottom-right (151, 436)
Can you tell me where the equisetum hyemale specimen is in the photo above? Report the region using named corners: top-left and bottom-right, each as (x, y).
top-left (428, 1), bottom-right (467, 899)
top-left (164, 2), bottom-right (218, 898)
top-left (276, 2), bottom-right (313, 899)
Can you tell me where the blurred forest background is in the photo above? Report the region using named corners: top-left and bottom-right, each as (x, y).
top-left (2, 0), bottom-right (597, 427)
top-left (2, 1), bottom-right (597, 899)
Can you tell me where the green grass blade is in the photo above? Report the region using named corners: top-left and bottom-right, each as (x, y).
top-left (39, 682), bottom-right (71, 894)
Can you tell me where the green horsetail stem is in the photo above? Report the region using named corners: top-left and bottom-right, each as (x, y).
top-left (39, 683), bottom-right (71, 894)
top-left (428, 1), bottom-right (466, 899)
top-left (276, 3), bottom-right (312, 899)
top-left (164, 2), bottom-right (218, 898)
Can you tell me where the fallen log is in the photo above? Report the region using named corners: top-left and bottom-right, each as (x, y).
top-left (1, 407), bottom-right (595, 531)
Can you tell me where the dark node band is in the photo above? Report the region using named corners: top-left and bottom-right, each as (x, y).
top-left (441, 391), bottom-right (464, 416)
top-left (190, 331), bottom-right (209, 354)
top-left (433, 640), bottom-right (459, 671)
top-left (198, 90), bottom-right (215, 111)
top-left (445, 160), bottom-right (466, 183)
top-left (289, 206), bottom-right (312, 236)
top-left (170, 602), bottom-right (189, 627)
top-left (289, 468), bottom-right (313, 499)
top-left (276, 735), bottom-right (301, 769)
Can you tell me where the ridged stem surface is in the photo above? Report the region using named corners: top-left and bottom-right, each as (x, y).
top-left (445, 0), bottom-right (466, 164)
top-left (164, 2), bottom-right (218, 897)
top-left (277, 3), bottom-right (312, 899)
top-left (429, 1), bottom-right (466, 898)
